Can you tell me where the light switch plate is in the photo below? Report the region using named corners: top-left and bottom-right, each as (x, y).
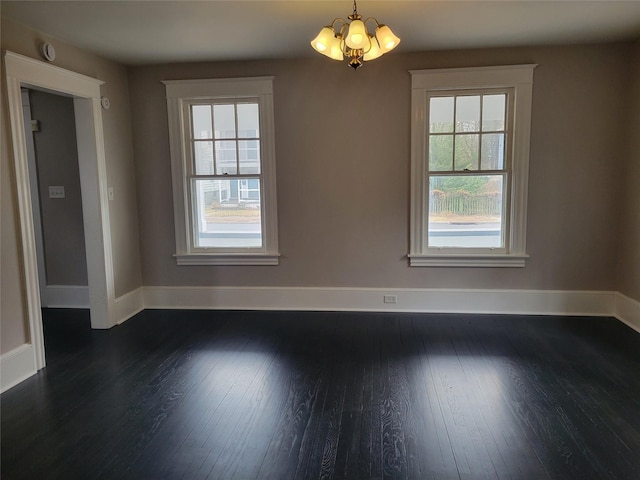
top-left (49, 186), bottom-right (65, 199)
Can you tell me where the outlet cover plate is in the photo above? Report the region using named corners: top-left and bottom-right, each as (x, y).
top-left (383, 295), bottom-right (398, 304)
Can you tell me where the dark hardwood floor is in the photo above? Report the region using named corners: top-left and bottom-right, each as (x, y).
top-left (2, 309), bottom-right (640, 479)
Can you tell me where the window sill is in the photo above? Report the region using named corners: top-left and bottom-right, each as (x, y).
top-left (174, 253), bottom-right (280, 266)
top-left (409, 254), bottom-right (528, 268)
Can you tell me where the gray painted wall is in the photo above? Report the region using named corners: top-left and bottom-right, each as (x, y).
top-left (128, 44), bottom-right (632, 292)
top-left (617, 41), bottom-right (640, 301)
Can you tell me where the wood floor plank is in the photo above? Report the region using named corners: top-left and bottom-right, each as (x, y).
top-left (2, 309), bottom-right (640, 480)
top-left (404, 316), bottom-right (461, 480)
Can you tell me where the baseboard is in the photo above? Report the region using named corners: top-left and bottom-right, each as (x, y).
top-left (115, 287), bottom-right (144, 325)
top-left (0, 344), bottom-right (37, 393)
top-left (614, 293), bottom-right (640, 333)
top-left (143, 286), bottom-right (615, 317)
top-left (46, 285), bottom-right (143, 325)
top-left (45, 284), bottom-right (619, 318)
top-left (46, 285), bottom-right (89, 308)
top-left (2, 287), bottom-right (631, 393)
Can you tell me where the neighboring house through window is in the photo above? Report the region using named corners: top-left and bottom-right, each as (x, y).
top-left (409, 65), bottom-right (536, 267)
top-left (164, 77), bottom-right (279, 265)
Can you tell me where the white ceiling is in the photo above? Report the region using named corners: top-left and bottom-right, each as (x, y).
top-left (3, 1), bottom-right (640, 66)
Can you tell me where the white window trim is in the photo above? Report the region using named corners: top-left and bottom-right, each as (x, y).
top-left (409, 65), bottom-right (536, 267)
top-left (164, 77), bottom-right (279, 266)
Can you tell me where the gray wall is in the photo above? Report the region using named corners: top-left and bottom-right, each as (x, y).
top-left (1, 18), bottom-right (142, 353)
top-left (617, 41), bottom-right (640, 301)
top-left (30, 90), bottom-right (88, 286)
top-left (129, 43), bottom-right (632, 293)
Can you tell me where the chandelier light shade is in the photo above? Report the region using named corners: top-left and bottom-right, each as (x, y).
top-left (311, 27), bottom-right (335, 53)
top-left (375, 24), bottom-right (401, 52)
top-left (345, 19), bottom-right (367, 49)
top-left (362, 34), bottom-right (382, 61)
top-left (310, 0), bottom-right (401, 70)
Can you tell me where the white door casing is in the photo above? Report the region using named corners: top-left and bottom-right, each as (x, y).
top-left (3, 51), bottom-right (116, 371)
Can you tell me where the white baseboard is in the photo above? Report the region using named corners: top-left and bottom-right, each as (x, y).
top-left (46, 285), bottom-right (89, 308)
top-left (45, 285), bottom-right (143, 325)
top-left (614, 293), bottom-right (640, 333)
top-left (143, 286), bottom-right (616, 317)
top-left (115, 287), bottom-right (144, 325)
top-left (40, 284), bottom-right (628, 321)
top-left (0, 344), bottom-right (37, 393)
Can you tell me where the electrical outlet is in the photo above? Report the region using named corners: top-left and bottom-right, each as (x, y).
top-left (383, 295), bottom-right (397, 304)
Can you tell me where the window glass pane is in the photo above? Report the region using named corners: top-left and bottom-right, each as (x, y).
top-left (193, 179), bottom-right (262, 248)
top-left (481, 133), bottom-right (505, 170)
top-left (482, 94), bottom-right (506, 132)
top-left (429, 97), bottom-right (454, 133)
top-left (214, 104), bottom-right (236, 139)
top-left (194, 141), bottom-right (213, 175)
top-left (428, 174), bottom-right (504, 248)
top-left (429, 135), bottom-right (453, 171)
top-left (454, 134), bottom-right (479, 170)
top-left (192, 105), bottom-right (212, 139)
top-left (455, 96), bottom-right (480, 132)
top-left (237, 103), bottom-right (259, 138)
top-left (215, 140), bottom-right (237, 175)
top-left (239, 140), bottom-right (261, 174)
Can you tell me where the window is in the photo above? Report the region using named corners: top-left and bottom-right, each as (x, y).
top-left (409, 65), bottom-right (536, 267)
top-left (164, 77), bottom-right (279, 265)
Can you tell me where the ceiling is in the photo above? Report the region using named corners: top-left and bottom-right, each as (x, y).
top-left (3, 1), bottom-right (640, 66)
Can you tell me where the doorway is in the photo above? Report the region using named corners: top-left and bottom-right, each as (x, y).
top-left (4, 51), bottom-right (116, 372)
top-left (22, 88), bottom-right (90, 309)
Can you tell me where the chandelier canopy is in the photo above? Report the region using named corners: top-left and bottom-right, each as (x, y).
top-left (310, 0), bottom-right (401, 70)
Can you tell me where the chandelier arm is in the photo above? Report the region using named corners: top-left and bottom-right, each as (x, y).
top-left (361, 18), bottom-right (379, 55)
top-left (363, 17), bottom-right (381, 28)
top-left (330, 18), bottom-right (347, 30)
top-left (339, 36), bottom-right (347, 55)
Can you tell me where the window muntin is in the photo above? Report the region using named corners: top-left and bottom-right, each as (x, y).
top-left (426, 90), bottom-right (512, 252)
top-left (164, 77), bottom-right (278, 265)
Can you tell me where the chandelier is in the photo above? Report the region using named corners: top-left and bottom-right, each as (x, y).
top-left (310, 0), bottom-right (401, 70)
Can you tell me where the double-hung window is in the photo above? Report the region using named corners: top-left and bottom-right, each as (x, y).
top-left (164, 77), bottom-right (279, 265)
top-left (409, 65), bottom-right (535, 267)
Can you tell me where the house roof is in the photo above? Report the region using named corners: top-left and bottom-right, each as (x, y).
top-left (3, 1), bottom-right (640, 66)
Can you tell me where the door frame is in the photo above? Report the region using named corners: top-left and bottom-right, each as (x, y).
top-left (20, 89), bottom-right (48, 307)
top-left (3, 51), bottom-right (116, 370)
